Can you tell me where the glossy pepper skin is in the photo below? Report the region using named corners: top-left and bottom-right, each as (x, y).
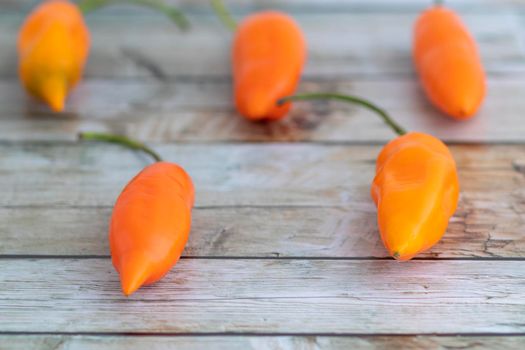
top-left (18, 0), bottom-right (90, 112)
top-left (233, 11), bottom-right (306, 120)
top-left (413, 6), bottom-right (486, 120)
top-left (371, 132), bottom-right (460, 261)
top-left (110, 162), bottom-right (194, 296)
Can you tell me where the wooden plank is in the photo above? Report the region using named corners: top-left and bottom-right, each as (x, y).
top-left (4, 0), bottom-right (525, 14)
top-left (1, 335), bottom-right (524, 350)
top-left (1, 197), bottom-right (524, 258)
top-left (1, 259), bottom-right (524, 333)
top-left (0, 143), bottom-right (522, 208)
top-left (1, 10), bottom-right (524, 79)
top-left (3, 77), bottom-right (525, 143)
top-left (1, 144), bottom-right (523, 258)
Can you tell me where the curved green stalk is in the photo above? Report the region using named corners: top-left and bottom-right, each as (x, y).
top-left (78, 0), bottom-right (190, 30)
top-left (278, 93), bottom-right (407, 137)
top-left (434, 0), bottom-right (444, 6)
top-left (210, 0), bottom-right (237, 32)
top-left (78, 132), bottom-right (162, 162)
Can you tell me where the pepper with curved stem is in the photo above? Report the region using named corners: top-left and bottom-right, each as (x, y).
top-left (19, 0), bottom-right (189, 113)
top-left (78, 0), bottom-right (190, 30)
top-left (210, 0), bottom-right (237, 32)
top-left (78, 132), bottom-right (162, 162)
top-left (278, 92), bottom-right (459, 261)
top-left (278, 93), bottom-right (407, 136)
top-left (78, 131), bottom-right (194, 295)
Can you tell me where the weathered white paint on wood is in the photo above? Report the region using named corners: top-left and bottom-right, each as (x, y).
top-left (1, 200), bottom-right (524, 258)
top-left (2, 77), bottom-right (525, 143)
top-left (0, 143), bottom-right (522, 207)
top-left (1, 335), bottom-right (524, 350)
top-left (1, 259), bottom-right (524, 333)
top-left (2, 0), bottom-right (525, 340)
top-left (1, 10), bottom-right (524, 79)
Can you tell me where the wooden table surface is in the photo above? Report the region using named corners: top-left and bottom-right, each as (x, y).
top-left (1, 0), bottom-right (525, 349)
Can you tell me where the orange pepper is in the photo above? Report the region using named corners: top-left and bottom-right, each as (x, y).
top-left (79, 133), bottom-right (194, 296)
top-left (233, 11), bottom-right (306, 120)
top-left (279, 94), bottom-right (460, 261)
top-left (371, 132), bottom-right (459, 260)
top-left (110, 162), bottom-right (194, 295)
top-left (413, 5), bottom-right (486, 120)
top-left (18, 0), bottom-right (90, 112)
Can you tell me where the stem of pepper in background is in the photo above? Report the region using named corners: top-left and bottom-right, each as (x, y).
top-left (78, 0), bottom-right (190, 30)
top-left (78, 132), bottom-right (162, 162)
top-left (210, 0), bottom-right (237, 31)
top-left (278, 93), bottom-right (407, 136)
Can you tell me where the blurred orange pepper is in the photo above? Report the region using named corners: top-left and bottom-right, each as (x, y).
top-left (18, 0), bottom-right (188, 113)
top-left (280, 93), bottom-right (459, 260)
top-left (18, 0), bottom-right (90, 112)
top-left (79, 132), bottom-right (194, 296)
top-left (232, 11), bottom-right (306, 120)
top-left (413, 4), bottom-right (486, 120)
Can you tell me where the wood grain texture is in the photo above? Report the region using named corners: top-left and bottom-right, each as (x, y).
top-left (3, 77), bottom-right (525, 143)
top-left (0, 144), bottom-right (524, 258)
top-left (1, 259), bottom-right (524, 334)
top-left (1, 200), bottom-right (524, 259)
top-left (1, 10), bottom-right (525, 79)
top-left (2, 0), bottom-right (525, 341)
top-left (0, 144), bottom-right (525, 258)
top-left (0, 143), bottom-right (523, 207)
top-left (1, 335), bottom-right (524, 350)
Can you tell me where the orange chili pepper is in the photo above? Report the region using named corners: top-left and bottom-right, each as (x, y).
top-left (79, 133), bottom-right (194, 296)
top-left (371, 132), bottom-right (459, 260)
top-left (18, 0), bottom-right (90, 112)
top-left (413, 4), bottom-right (486, 120)
top-left (279, 94), bottom-right (459, 261)
top-left (232, 11), bottom-right (306, 120)
top-left (18, 0), bottom-right (188, 113)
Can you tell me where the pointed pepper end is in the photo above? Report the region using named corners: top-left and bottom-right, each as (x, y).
top-left (40, 76), bottom-right (67, 112)
top-left (118, 253), bottom-right (153, 296)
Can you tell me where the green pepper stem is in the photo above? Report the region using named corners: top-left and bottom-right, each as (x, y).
top-left (210, 0), bottom-right (237, 32)
top-left (278, 93), bottom-right (407, 137)
top-left (78, 0), bottom-right (190, 30)
top-left (78, 132), bottom-right (163, 162)
top-left (434, 0), bottom-right (444, 6)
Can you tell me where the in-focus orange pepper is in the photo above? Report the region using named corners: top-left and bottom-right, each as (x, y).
top-left (79, 133), bottom-right (194, 296)
top-left (413, 4), bottom-right (486, 120)
top-left (18, 0), bottom-right (90, 112)
top-left (279, 93), bottom-right (460, 260)
top-left (371, 132), bottom-right (459, 260)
